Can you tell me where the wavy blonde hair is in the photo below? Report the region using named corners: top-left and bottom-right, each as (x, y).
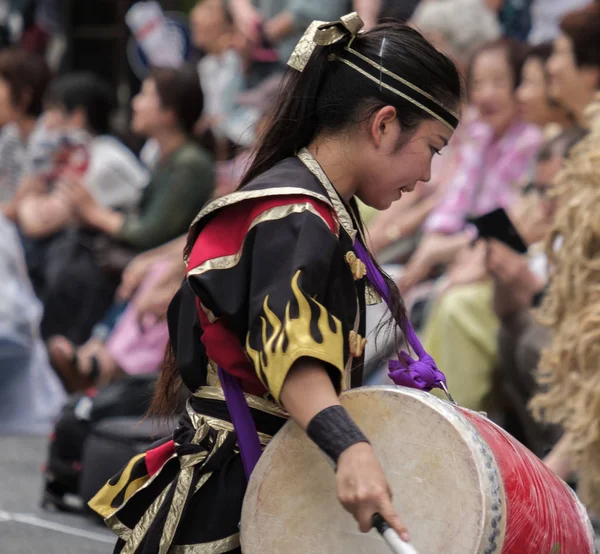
top-left (531, 94), bottom-right (600, 513)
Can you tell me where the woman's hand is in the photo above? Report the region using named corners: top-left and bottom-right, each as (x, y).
top-left (337, 442), bottom-right (410, 541)
top-left (133, 259), bottom-right (185, 325)
top-left (117, 255), bottom-right (155, 301)
top-left (280, 360), bottom-right (410, 543)
top-left (400, 233), bottom-right (471, 292)
top-left (446, 241), bottom-right (488, 288)
top-left (229, 0), bottom-right (263, 43)
top-left (485, 239), bottom-right (540, 291)
top-left (56, 173), bottom-right (124, 236)
top-left (56, 173), bottom-right (99, 223)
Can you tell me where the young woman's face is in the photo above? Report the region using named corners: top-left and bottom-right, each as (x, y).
top-left (517, 57), bottom-right (553, 126)
top-left (470, 48), bottom-right (518, 134)
top-left (132, 78), bottom-right (171, 136)
top-left (356, 112), bottom-right (453, 210)
top-left (0, 77), bottom-right (19, 127)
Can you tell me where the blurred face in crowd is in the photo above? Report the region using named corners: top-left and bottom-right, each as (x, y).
top-left (517, 57), bottom-right (554, 126)
top-left (132, 78), bottom-right (175, 136)
top-left (470, 47), bottom-right (518, 135)
top-left (43, 104), bottom-right (87, 133)
top-left (547, 33), bottom-right (600, 116)
top-left (0, 77), bottom-right (20, 127)
top-left (190, 0), bottom-right (235, 54)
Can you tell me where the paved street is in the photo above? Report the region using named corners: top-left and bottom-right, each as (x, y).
top-left (0, 436), bottom-right (113, 554)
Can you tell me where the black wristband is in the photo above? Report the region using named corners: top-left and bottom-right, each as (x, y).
top-left (306, 405), bottom-right (369, 465)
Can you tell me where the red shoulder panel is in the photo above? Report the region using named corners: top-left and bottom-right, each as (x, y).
top-left (187, 195), bottom-right (336, 272)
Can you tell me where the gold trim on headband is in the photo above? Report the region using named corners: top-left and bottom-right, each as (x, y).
top-left (338, 56), bottom-right (455, 131)
top-left (344, 46), bottom-right (459, 122)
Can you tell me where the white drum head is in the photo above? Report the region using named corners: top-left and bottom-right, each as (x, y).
top-left (241, 386), bottom-right (506, 553)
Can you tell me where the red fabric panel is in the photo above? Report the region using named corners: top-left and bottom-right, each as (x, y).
top-left (145, 440), bottom-right (176, 477)
top-left (187, 195), bottom-right (336, 272)
top-left (196, 298), bottom-right (266, 396)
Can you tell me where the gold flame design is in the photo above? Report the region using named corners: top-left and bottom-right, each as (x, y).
top-left (246, 270), bottom-right (344, 403)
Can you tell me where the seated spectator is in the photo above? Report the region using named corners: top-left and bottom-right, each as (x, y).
top-left (48, 236), bottom-right (185, 392)
top-left (58, 66), bottom-right (215, 252)
top-left (400, 39), bottom-right (542, 292)
top-left (516, 42), bottom-right (573, 132)
top-left (191, 0), bottom-right (263, 150)
top-left (411, 0), bottom-right (501, 75)
top-left (0, 212), bottom-right (66, 434)
top-left (17, 72), bottom-right (149, 239)
top-left (419, 131), bottom-right (578, 412)
top-left (0, 48), bottom-right (51, 217)
top-left (528, 3), bottom-right (600, 512)
top-left (40, 66), bottom-right (214, 344)
top-left (489, 129), bottom-right (586, 454)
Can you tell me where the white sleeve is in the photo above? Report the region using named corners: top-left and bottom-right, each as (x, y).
top-left (85, 138), bottom-right (150, 210)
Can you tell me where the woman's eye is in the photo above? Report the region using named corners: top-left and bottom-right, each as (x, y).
top-left (430, 146), bottom-right (441, 156)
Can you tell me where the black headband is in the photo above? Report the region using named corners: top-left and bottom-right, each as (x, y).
top-left (338, 47), bottom-right (459, 131)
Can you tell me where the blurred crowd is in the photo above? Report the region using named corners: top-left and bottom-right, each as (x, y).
top-left (0, 0), bottom-right (599, 522)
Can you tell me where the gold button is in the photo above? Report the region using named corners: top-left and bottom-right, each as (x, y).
top-left (345, 251), bottom-right (367, 280)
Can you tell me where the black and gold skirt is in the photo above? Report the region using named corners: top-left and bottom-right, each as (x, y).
top-left (89, 387), bottom-right (287, 554)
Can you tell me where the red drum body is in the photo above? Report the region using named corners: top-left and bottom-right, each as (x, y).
top-left (241, 386), bottom-right (595, 554)
top-left (459, 407), bottom-right (594, 553)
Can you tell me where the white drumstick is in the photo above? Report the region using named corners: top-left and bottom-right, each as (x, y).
top-left (372, 514), bottom-right (420, 554)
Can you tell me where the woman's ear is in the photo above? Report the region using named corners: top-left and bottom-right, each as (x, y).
top-left (369, 105), bottom-right (398, 149)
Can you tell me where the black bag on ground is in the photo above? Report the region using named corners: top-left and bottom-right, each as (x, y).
top-left (79, 416), bottom-right (176, 512)
top-left (41, 375), bottom-right (158, 513)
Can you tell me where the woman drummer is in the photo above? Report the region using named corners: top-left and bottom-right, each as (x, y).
top-left (89, 14), bottom-right (461, 553)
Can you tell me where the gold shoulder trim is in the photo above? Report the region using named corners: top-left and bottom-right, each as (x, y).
top-left (188, 202), bottom-right (332, 278)
top-left (170, 533), bottom-right (240, 553)
top-left (297, 148), bottom-right (357, 242)
top-left (189, 186), bottom-right (331, 229)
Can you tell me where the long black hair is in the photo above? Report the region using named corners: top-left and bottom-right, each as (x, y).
top-left (239, 21), bottom-right (461, 336)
